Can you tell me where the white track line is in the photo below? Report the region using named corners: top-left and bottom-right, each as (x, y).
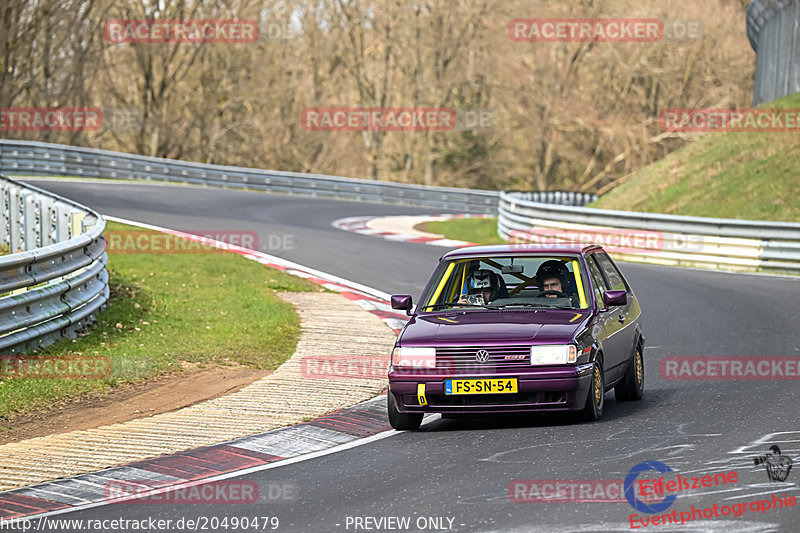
top-left (0, 215), bottom-right (433, 525)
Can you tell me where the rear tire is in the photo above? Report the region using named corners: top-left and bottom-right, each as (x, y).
top-left (615, 344), bottom-right (644, 402)
top-left (387, 392), bottom-right (423, 430)
top-left (582, 359), bottom-right (605, 421)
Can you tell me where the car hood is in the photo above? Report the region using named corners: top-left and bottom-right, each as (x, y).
top-left (400, 309), bottom-right (588, 346)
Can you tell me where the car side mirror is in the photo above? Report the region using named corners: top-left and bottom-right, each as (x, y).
top-left (603, 290), bottom-right (627, 307)
top-left (391, 294), bottom-right (414, 315)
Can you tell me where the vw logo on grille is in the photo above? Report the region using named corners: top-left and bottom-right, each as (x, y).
top-left (475, 349), bottom-right (490, 363)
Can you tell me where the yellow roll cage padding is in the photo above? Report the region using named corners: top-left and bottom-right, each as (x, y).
top-left (425, 257), bottom-right (589, 310)
top-left (426, 261), bottom-right (455, 308)
top-left (572, 259), bottom-right (588, 309)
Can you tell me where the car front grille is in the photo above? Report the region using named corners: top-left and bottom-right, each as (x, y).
top-left (436, 345), bottom-right (531, 370)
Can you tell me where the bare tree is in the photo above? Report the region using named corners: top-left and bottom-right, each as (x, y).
top-left (2, 0), bottom-right (754, 193)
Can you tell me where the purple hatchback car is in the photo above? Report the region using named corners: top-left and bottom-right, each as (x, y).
top-left (387, 244), bottom-right (644, 430)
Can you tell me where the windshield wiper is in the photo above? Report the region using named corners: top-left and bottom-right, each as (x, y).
top-left (423, 303), bottom-right (484, 310)
top-left (486, 303), bottom-right (549, 309)
top-left (487, 303), bottom-right (577, 310)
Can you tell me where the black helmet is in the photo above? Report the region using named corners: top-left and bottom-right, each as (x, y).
top-left (536, 260), bottom-right (569, 290)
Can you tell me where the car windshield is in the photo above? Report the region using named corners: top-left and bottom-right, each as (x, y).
top-left (419, 255), bottom-right (590, 312)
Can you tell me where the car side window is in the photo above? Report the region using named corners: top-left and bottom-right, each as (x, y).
top-left (595, 253), bottom-right (627, 291)
top-left (586, 255), bottom-right (608, 309)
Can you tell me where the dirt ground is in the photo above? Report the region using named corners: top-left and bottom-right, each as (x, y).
top-left (0, 365), bottom-right (270, 445)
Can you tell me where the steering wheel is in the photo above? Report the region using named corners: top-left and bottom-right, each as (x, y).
top-left (537, 290), bottom-right (569, 298)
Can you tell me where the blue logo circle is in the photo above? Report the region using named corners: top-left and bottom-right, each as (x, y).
top-left (624, 461), bottom-right (676, 514)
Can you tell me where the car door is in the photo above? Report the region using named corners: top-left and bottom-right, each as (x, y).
top-left (593, 252), bottom-right (637, 381)
top-left (585, 254), bottom-right (621, 383)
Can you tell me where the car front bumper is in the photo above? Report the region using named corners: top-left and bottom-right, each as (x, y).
top-left (388, 364), bottom-right (594, 414)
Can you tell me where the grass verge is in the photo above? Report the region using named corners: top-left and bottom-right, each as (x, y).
top-left (419, 218), bottom-right (504, 245)
top-left (0, 221), bottom-right (321, 420)
top-left (591, 92), bottom-right (800, 221)
top-left (424, 95), bottom-right (800, 244)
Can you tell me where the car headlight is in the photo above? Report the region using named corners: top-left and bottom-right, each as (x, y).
top-left (392, 346), bottom-right (436, 368)
top-left (530, 345), bottom-right (577, 365)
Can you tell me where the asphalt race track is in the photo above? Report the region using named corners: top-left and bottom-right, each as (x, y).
top-left (22, 179), bottom-right (800, 532)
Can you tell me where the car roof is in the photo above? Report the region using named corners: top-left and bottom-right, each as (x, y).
top-left (441, 243), bottom-right (603, 261)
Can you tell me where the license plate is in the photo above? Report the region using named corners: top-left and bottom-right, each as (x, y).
top-left (444, 378), bottom-right (518, 395)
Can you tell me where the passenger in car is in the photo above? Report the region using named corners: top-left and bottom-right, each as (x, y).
top-left (457, 269), bottom-right (501, 305)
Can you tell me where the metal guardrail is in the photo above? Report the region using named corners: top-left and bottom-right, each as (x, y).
top-left (0, 140), bottom-right (598, 214)
top-left (0, 140), bottom-right (501, 214)
top-left (9, 139), bottom-right (791, 278)
top-left (0, 141), bottom-right (598, 352)
top-left (0, 175), bottom-right (108, 353)
top-left (498, 191), bottom-right (800, 274)
top-left (502, 190), bottom-right (598, 206)
top-left (747, 0), bottom-right (799, 106)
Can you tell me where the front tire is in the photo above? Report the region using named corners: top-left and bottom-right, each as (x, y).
top-left (582, 359), bottom-right (605, 421)
top-left (615, 344), bottom-right (644, 402)
top-left (387, 392), bottom-right (423, 430)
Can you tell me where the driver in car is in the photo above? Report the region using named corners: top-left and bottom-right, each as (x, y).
top-left (535, 260), bottom-right (579, 306)
top-left (457, 269), bottom-right (500, 305)
top-left (541, 275), bottom-right (564, 298)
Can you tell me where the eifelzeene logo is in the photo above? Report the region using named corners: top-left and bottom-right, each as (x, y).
top-left (754, 446), bottom-right (793, 482)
